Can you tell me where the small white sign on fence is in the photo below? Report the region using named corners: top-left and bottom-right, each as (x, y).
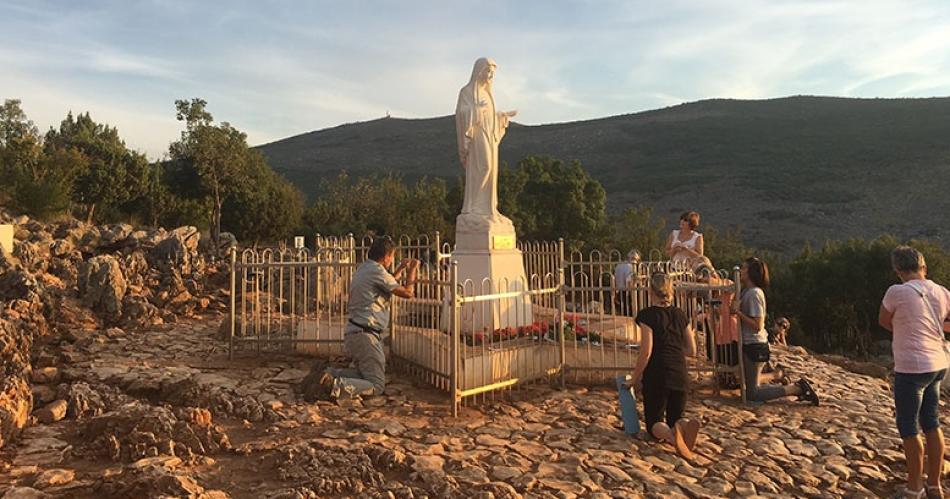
top-left (294, 236), bottom-right (305, 249)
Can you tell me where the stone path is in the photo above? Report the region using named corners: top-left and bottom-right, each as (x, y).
top-left (0, 314), bottom-right (946, 498)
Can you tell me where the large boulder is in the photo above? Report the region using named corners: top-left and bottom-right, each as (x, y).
top-left (125, 228), bottom-right (166, 249)
top-left (0, 319), bottom-right (33, 448)
top-left (121, 295), bottom-right (162, 329)
top-left (71, 401), bottom-right (231, 462)
top-left (13, 240), bottom-right (52, 274)
top-left (98, 224), bottom-right (134, 248)
top-left (0, 259), bottom-right (40, 304)
top-left (0, 377), bottom-right (32, 449)
top-left (0, 317), bottom-right (33, 377)
top-left (150, 226), bottom-right (200, 273)
top-left (79, 255), bottom-right (128, 319)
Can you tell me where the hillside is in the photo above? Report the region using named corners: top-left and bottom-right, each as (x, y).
top-left (257, 96), bottom-right (950, 252)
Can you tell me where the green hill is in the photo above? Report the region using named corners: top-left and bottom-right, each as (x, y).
top-left (257, 96), bottom-right (950, 252)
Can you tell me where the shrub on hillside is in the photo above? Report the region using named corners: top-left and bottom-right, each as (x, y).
top-left (770, 236), bottom-right (950, 356)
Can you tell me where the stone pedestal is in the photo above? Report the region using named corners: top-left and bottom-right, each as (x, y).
top-left (451, 214), bottom-right (533, 333)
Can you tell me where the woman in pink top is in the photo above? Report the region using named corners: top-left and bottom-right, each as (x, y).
top-left (879, 246), bottom-right (950, 499)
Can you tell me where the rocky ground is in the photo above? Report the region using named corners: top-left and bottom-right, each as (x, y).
top-left (0, 211), bottom-right (946, 498)
top-left (0, 313), bottom-right (945, 498)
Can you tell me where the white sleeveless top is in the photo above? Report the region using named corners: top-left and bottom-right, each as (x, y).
top-left (671, 230), bottom-right (701, 262)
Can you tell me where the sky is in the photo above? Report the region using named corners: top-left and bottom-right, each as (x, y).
top-left (2, 0), bottom-right (950, 159)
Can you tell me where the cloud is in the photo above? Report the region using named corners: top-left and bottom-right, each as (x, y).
top-left (1, 0), bottom-right (949, 158)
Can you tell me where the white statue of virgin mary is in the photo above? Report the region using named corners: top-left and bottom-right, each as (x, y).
top-left (455, 57), bottom-right (518, 232)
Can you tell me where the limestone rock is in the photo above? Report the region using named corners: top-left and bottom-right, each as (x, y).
top-left (35, 400), bottom-right (67, 423)
top-left (71, 401), bottom-right (231, 462)
top-left (79, 255), bottom-right (128, 319)
top-left (58, 382), bottom-right (109, 419)
top-left (0, 376), bottom-right (32, 449)
top-left (32, 468), bottom-right (75, 489)
top-left (411, 454), bottom-right (445, 473)
top-left (30, 367), bottom-right (59, 384)
top-left (2, 487), bottom-right (52, 499)
top-left (150, 226), bottom-right (200, 273)
top-left (95, 464), bottom-right (206, 498)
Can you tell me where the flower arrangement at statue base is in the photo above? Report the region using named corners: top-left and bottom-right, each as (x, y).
top-left (562, 313), bottom-right (603, 346)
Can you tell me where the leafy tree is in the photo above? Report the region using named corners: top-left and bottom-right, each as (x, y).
top-left (702, 225), bottom-right (762, 272)
top-left (505, 155), bottom-right (607, 250)
top-left (303, 172), bottom-right (453, 239)
top-left (0, 99), bottom-right (42, 203)
top-left (10, 147), bottom-right (85, 220)
top-left (497, 163), bottom-right (526, 225)
top-left (169, 98), bottom-right (251, 247)
top-left (45, 112), bottom-right (150, 223)
top-left (767, 236), bottom-right (950, 356)
top-left (221, 154), bottom-right (304, 244)
top-left (0, 100), bottom-right (83, 218)
top-left (608, 206), bottom-right (667, 258)
top-left (403, 177), bottom-right (453, 237)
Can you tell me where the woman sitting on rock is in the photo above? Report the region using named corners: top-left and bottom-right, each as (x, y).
top-left (732, 257), bottom-right (819, 405)
top-left (879, 246), bottom-right (950, 499)
top-left (627, 272), bottom-right (701, 459)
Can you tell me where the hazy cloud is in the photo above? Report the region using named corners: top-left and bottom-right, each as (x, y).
top-left (1, 0), bottom-right (949, 159)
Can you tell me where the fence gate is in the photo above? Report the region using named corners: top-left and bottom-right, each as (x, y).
top-left (229, 236), bottom-right (750, 412)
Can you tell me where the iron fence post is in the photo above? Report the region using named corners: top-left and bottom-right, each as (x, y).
top-left (734, 266), bottom-right (746, 405)
top-left (229, 247), bottom-right (236, 360)
top-left (450, 261), bottom-right (460, 417)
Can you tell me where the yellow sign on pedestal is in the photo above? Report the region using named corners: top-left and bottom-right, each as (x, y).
top-left (492, 235), bottom-right (515, 250)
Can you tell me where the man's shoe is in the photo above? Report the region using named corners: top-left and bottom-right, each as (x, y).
top-left (300, 360), bottom-right (333, 402)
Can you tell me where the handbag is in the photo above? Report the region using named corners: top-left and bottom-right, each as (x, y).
top-left (743, 342), bottom-right (771, 363)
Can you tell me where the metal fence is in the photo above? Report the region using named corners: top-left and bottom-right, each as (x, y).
top-left (228, 247), bottom-right (352, 358)
top-left (228, 236), bottom-right (749, 413)
top-left (229, 234), bottom-right (445, 358)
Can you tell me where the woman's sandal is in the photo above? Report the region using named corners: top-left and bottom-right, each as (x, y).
top-left (897, 487), bottom-right (926, 499)
top-left (796, 377), bottom-right (820, 406)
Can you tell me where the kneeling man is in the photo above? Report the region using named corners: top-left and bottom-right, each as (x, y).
top-left (312, 236), bottom-right (418, 400)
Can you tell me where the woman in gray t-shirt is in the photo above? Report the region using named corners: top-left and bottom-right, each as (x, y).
top-left (732, 257), bottom-right (819, 405)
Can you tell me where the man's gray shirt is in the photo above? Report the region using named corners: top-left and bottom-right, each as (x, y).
top-left (346, 260), bottom-right (400, 335)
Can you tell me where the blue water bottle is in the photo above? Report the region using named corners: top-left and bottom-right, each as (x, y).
top-left (616, 374), bottom-right (641, 435)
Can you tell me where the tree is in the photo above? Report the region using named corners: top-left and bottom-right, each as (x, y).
top-left (169, 99), bottom-right (250, 247)
top-left (0, 99), bottom-right (42, 203)
top-left (702, 225), bottom-right (761, 272)
top-left (0, 100), bottom-right (82, 218)
top-left (45, 112), bottom-right (150, 223)
top-left (608, 206), bottom-right (666, 258)
top-left (221, 154), bottom-right (304, 244)
top-left (303, 172), bottom-right (453, 239)
top-left (10, 147), bottom-right (85, 220)
top-left (505, 155), bottom-right (607, 251)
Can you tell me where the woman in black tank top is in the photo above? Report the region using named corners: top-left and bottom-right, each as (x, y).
top-left (628, 272), bottom-right (701, 459)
